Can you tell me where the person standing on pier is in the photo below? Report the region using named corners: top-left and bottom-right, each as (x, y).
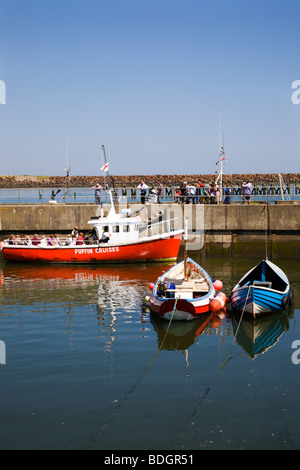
top-left (92, 183), bottom-right (103, 205)
top-left (223, 183), bottom-right (232, 204)
top-left (157, 182), bottom-right (163, 204)
top-left (241, 181), bottom-right (253, 204)
top-left (137, 181), bottom-right (149, 204)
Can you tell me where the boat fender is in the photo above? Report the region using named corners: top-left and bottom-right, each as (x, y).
top-left (213, 280), bottom-right (223, 291)
top-left (149, 283), bottom-right (155, 290)
top-left (281, 296), bottom-right (289, 310)
top-left (288, 287), bottom-right (294, 306)
top-left (209, 292), bottom-right (226, 312)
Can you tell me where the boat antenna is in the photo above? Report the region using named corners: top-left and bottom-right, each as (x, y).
top-left (59, 135), bottom-right (71, 203)
top-left (215, 116), bottom-right (227, 200)
top-left (184, 217), bottom-right (188, 280)
top-left (66, 136), bottom-right (71, 199)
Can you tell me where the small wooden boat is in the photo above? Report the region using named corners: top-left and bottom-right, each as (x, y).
top-left (230, 259), bottom-right (292, 317)
top-left (148, 257), bottom-right (225, 321)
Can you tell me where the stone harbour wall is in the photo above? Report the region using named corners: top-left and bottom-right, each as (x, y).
top-left (0, 173), bottom-right (299, 188)
top-left (0, 202), bottom-right (299, 258)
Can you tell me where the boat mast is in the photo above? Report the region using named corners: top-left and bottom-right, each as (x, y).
top-left (215, 116), bottom-right (226, 201)
top-left (101, 144), bottom-right (111, 189)
top-left (66, 136), bottom-right (71, 202)
top-left (184, 218), bottom-right (188, 280)
top-left (59, 135), bottom-right (71, 203)
top-left (101, 144), bottom-right (115, 209)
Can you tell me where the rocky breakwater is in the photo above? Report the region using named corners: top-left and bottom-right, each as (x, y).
top-left (0, 173), bottom-right (299, 188)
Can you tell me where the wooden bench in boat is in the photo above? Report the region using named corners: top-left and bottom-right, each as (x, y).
top-left (163, 279), bottom-right (210, 299)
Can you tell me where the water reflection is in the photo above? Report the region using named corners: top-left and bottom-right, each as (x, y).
top-left (0, 260), bottom-right (295, 362)
top-left (231, 309), bottom-right (293, 359)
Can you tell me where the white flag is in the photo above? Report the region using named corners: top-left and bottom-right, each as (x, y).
top-left (101, 163), bottom-right (109, 172)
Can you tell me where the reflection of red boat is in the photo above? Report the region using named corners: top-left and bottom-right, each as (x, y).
top-left (0, 198), bottom-right (183, 264)
top-left (0, 261), bottom-right (174, 284)
top-left (151, 312), bottom-right (213, 350)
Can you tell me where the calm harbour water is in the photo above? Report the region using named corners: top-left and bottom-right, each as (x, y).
top-left (0, 250), bottom-right (299, 450)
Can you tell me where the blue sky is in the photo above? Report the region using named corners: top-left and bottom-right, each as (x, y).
top-left (0, 0), bottom-right (300, 177)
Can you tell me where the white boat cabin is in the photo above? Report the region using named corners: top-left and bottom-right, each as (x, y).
top-left (88, 206), bottom-right (142, 244)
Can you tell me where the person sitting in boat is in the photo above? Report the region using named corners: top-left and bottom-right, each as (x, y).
top-left (99, 227), bottom-right (110, 243)
top-left (24, 235), bottom-right (32, 245)
top-left (65, 234), bottom-right (73, 245)
top-left (52, 234), bottom-right (61, 245)
top-left (8, 234), bottom-right (16, 245)
top-left (76, 232), bottom-right (85, 245)
top-left (83, 228), bottom-right (95, 245)
top-left (72, 226), bottom-right (79, 238)
top-left (31, 234), bottom-right (40, 246)
top-left (15, 234), bottom-right (22, 245)
top-left (40, 235), bottom-right (47, 246)
top-left (47, 234), bottom-right (55, 246)
top-left (71, 236), bottom-right (77, 245)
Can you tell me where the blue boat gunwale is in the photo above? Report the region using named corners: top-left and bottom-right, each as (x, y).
top-left (231, 259), bottom-right (291, 315)
top-left (153, 257), bottom-right (215, 303)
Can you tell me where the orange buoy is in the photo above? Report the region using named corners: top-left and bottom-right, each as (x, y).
top-left (209, 292), bottom-right (226, 312)
top-left (149, 282), bottom-right (155, 290)
top-left (213, 280), bottom-right (223, 291)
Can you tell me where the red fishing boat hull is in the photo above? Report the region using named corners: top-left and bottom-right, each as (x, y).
top-left (149, 296), bottom-right (213, 321)
top-left (1, 234), bottom-right (182, 264)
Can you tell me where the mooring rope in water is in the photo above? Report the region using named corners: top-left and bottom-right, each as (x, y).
top-left (173, 286), bottom-right (251, 449)
top-left (87, 299), bottom-right (178, 450)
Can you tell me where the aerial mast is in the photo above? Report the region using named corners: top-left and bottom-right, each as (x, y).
top-left (60, 135), bottom-right (71, 203)
top-left (215, 116), bottom-right (226, 202)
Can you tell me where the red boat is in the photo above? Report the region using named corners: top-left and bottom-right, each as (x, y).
top-left (148, 256), bottom-right (226, 321)
top-left (0, 193), bottom-right (183, 264)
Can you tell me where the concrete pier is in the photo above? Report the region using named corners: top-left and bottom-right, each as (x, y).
top-left (0, 203), bottom-right (299, 258)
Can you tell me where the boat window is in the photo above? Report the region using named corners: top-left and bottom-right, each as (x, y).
top-left (123, 225), bottom-right (130, 232)
top-left (112, 225), bottom-right (120, 233)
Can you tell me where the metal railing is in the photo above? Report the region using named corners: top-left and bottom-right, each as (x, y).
top-left (0, 185), bottom-right (299, 205)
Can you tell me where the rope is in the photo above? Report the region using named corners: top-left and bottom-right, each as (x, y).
top-left (173, 286), bottom-right (251, 449)
top-left (87, 299), bottom-right (178, 450)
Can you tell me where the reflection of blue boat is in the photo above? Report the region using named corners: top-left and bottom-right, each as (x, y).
top-left (230, 260), bottom-right (292, 318)
top-left (231, 311), bottom-right (290, 359)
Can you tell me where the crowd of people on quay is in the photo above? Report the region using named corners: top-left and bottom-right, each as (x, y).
top-left (92, 181), bottom-right (253, 204)
top-left (136, 180), bottom-right (253, 205)
top-left (92, 179), bottom-right (253, 205)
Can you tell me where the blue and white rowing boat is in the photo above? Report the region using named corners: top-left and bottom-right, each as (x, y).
top-left (230, 259), bottom-right (292, 317)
